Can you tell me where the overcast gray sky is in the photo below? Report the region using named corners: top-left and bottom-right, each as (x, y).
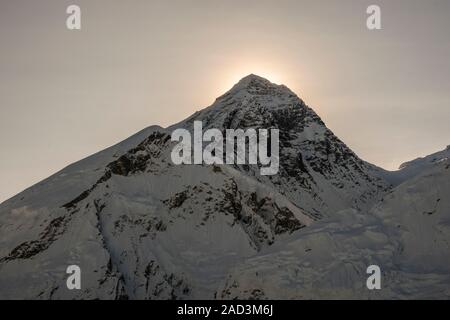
top-left (1, 0), bottom-right (450, 203)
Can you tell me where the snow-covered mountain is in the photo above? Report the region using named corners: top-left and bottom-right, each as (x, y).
top-left (387, 145), bottom-right (450, 184)
top-left (218, 157), bottom-right (450, 299)
top-left (0, 75), bottom-right (448, 299)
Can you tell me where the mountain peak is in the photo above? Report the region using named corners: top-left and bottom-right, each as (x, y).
top-left (238, 73), bottom-right (272, 83)
top-left (224, 74), bottom-right (295, 100)
top-left (233, 74), bottom-right (278, 90)
top-left (168, 74), bottom-right (303, 131)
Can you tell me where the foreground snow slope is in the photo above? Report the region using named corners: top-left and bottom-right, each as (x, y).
top-left (218, 159), bottom-right (450, 299)
top-left (0, 75), bottom-right (448, 299)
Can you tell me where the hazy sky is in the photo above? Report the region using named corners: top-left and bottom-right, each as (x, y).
top-left (1, 0), bottom-right (450, 203)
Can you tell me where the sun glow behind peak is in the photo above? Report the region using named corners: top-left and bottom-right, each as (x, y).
top-left (224, 69), bottom-right (284, 91)
top-left (216, 57), bottom-right (293, 95)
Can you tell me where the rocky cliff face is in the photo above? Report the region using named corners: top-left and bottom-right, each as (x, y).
top-left (0, 75), bottom-right (448, 299)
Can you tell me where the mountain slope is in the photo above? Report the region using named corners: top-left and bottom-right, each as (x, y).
top-left (217, 158), bottom-right (450, 299)
top-left (0, 75), bottom-right (447, 299)
top-left (389, 145), bottom-right (450, 185)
